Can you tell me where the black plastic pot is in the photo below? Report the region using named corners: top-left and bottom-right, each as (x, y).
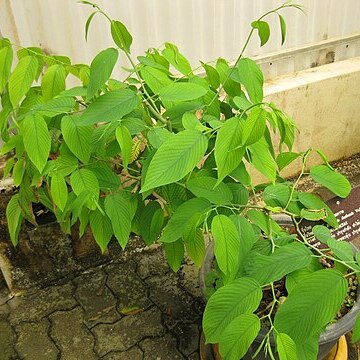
top-left (199, 241), bottom-right (360, 360)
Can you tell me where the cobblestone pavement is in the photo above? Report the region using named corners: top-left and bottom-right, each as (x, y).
top-left (0, 244), bottom-right (204, 360)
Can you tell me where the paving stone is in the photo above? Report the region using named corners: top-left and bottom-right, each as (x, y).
top-left (102, 346), bottom-right (143, 360)
top-left (188, 352), bottom-right (200, 360)
top-left (135, 249), bottom-right (169, 279)
top-left (74, 270), bottom-right (120, 327)
top-left (179, 263), bottom-right (202, 299)
top-left (139, 334), bottom-right (184, 359)
top-left (0, 319), bottom-right (16, 360)
top-left (146, 273), bottom-right (200, 327)
top-left (15, 320), bottom-right (58, 360)
top-left (105, 261), bottom-right (152, 312)
top-left (176, 323), bottom-right (200, 357)
top-left (92, 306), bottom-right (165, 356)
top-left (49, 306), bottom-right (96, 360)
top-left (8, 283), bottom-right (76, 324)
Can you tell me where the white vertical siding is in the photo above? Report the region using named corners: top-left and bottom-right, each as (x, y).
top-left (0, 0), bottom-right (359, 78)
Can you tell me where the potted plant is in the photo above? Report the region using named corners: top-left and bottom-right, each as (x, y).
top-left (1, 1), bottom-right (359, 359)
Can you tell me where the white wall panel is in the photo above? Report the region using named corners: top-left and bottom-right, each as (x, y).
top-left (0, 0), bottom-right (359, 79)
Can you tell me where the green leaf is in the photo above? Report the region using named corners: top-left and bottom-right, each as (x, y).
top-left (70, 169), bottom-right (99, 200)
top-left (79, 89), bottom-right (139, 125)
top-left (79, 208), bottom-right (89, 238)
top-left (246, 243), bottom-right (312, 286)
top-left (147, 127), bottom-right (174, 149)
top-left (285, 258), bottom-right (323, 294)
top-left (162, 42), bottom-right (193, 76)
top-left (233, 96), bottom-right (252, 111)
top-left (274, 269), bottom-right (348, 343)
top-left (276, 333), bottom-right (297, 360)
top-left (115, 125), bottom-right (132, 169)
top-left (202, 62), bottom-right (220, 89)
top-left (249, 138), bottom-right (277, 182)
top-left (300, 208), bottom-right (327, 221)
top-left (247, 209), bottom-right (283, 235)
top-left (160, 198), bottom-right (211, 243)
top-left (184, 228), bottom-right (205, 267)
top-left (41, 64), bottom-right (66, 100)
top-left (352, 313), bottom-right (360, 343)
top-left (88, 163), bottom-right (121, 191)
top-left (310, 165), bottom-right (351, 198)
top-left (216, 58), bottom-right (241, 97)
top-left (51, 173), bottom-right (68, 211)
top-left (327, 238), bottom-right (354, 262)
top-left (142, 129), bottom-right (208, 192)
top-left (211, 215), bottom-right (241, 280)
top-left (140, 66), bottom-right (172, 94)
top-left (0, 44), bottom-right (13, 93)
top-left (298, 192), bottom-right (338, 228)
top-left (242, 107), bottom-right (267, 146)
top-left (219, 314), bottom-right (260, 360)
top-left (104, 192), bottom-right (134, 248)
top-left (87, 48), bottom-right (118, 99)
top-left (276, 152), bottom-right (301, 171)
top-left (203, 277), bottom-right (262, 343)
top-left (230, 162), bottom-right (251, 186)
top-left (187, 177), bottom-right (233, 205)
top-left (215, 117), bottom-right (245, 184)
top-left (278, 14), bottom-right (287, 45)
top-left (139, 201), bottom-right (164, 245)
top-left (236, 58), bottom-right (263, 103)
top-left (61, 115), bottom-right (92, 163)
top-left (312, 225), bottom-right (332, 244)
top-left (31, 96), bottom-right (75, 118)
top-left (164, 239), bottom-right (184, 272)
top-left (20, 114), bottom-right (51, 173)
top-left (226, 183), bottom-right (249, 205)
top-left (90, 208), bottom-right (113, 253)
top-left (296, 336), bottom-right (319, 360)
top-left (251, 20), bottom-right (271, 47)
top-left (111, 20), bottom-right (133, 53)
top-left (9, 56), bottom-right (38, 107)
top-left (182, 112), bottom-right (208, 131)
top-left (137, 55), bottom-right (170, 73)
top-left (230, 215), bottom-right (258, 274)
top-left (263, 184), bottom-right (290, 208)
top-left (3, 157), bottom-right (14, 178)
top-left (6, 194), bottom-right (23, 246)
top-left (60, 86), bottom-right (87, 97)
top-left (159, 82), bottom-right (207, 102)
top-left (12, 158), bottom-right (25, 186)
top-left (85, 11), bottom-right (98, 41)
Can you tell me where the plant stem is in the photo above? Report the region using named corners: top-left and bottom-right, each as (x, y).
top-left (293, 217), bottom-right (360, 272)
top-left (284, 149), bottom-right (311, 210)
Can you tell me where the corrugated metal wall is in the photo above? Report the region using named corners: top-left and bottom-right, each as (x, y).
top-left (0, 0), bottom-right (360, 79)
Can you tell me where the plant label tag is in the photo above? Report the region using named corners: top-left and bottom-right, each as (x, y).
top-left (300, 185), bottom-right (360, 243)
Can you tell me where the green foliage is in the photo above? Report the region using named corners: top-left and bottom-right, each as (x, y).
top-left (310, 164), bottom-right (352, 198)
top-left (8, 55), bottom-right (38, 107)
top-left (219, 314), bottom-right (261, 360)
top-left (211, 215), bottom-right (241, 281)
top-left (87, 48), bottom-right (118, 99)
top-left (274, 270), bottom-right (348, 346)
top-left (203, 277), bottom-right (262, 343)
top-left (352, 313), bottom-right (360, 343)
top-left (79, 89), bottom-right (139, 125)
top-left (142, 129), bottom-right (208, 192)
top-left (1, 2), bottom-right (356, 359)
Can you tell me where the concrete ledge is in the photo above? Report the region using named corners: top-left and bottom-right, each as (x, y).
top-left (264, 57), bottom-right (360, 178)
